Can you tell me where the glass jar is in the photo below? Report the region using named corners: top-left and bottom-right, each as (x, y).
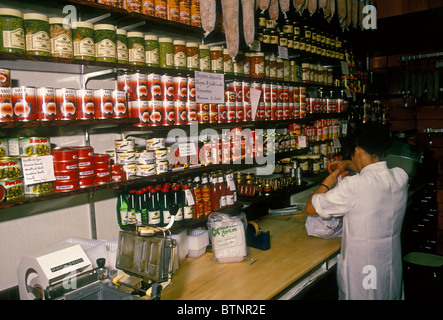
top-left (243, 52), bottom-right (250, 77)
top-left (72, 21), bottom-right (95, 61)
top-left (223, 48), bottom-right (233, 75)
top-left (297, 155), bottom-right (309, 173)
top-left (250, 52), bottom-right (264, 79)
top-left (173, 39), bottom-right (186, 70)
top-left (24, 13), bottom-right (51, 56)
top-left (185, 42), bottom-right (199, 71)
top-left (276, 58), bottom-right (284, 81)
top-left (199, 44), bottom-right (210, 72)
top-left (158, 37), bottom-right (173, 69)
top-left (309, 154), bottom-right (321, 174)
top-left (302, 63), bottom-right (310, 83)
top-left (93, 23), bottom-right (116, 63)
top-left (116, 28), bottom-right (128, 64)
top-left (49, 17), bottom-right (73, 58)
top-left (0, 8), bottom-right (25, 54)
top-left (209, 46), bottom-right (223, 73)
top-left (144, 34), bottom-right (159, 67)
top-left (269, 57), bottom-right (277, 80)
top-left (233, 51), bottom-right (244, 77)
top-left (126, 31), bottom-right (144, 65)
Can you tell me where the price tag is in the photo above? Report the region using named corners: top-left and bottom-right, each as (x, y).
top-left (278, 46), bottom-right (288, 60)
top-left (195, 71), bottom-right (225, 103)
top-left (184, 189), bottom-right (195, 206)
top-left (298, 136), bottom-right (307, 148)
top-left (333, 138), bottom-right (341, 149)
top-left (226, 173), bottom-right (236, 191)
top-left (178, 143), bottom-right (197, 157)
top-left (21, 155), bottom-right (56, 185)
top-left (250, 87), bottom-right (261, 120)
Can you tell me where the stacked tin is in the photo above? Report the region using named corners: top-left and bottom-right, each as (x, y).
top-left (0, 137), bottom-right (26, 201)
top-left (52, 147), bottom-right (79, 192)
top-left (94, 153), bottom-right (111, 184)
top-left (114, 139), bottom-right (136, 178)
top-left (73, 146), bottom-right (95, 188)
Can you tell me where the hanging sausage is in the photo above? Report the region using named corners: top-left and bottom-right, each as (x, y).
top-left (269, 0), bottom-right (279, 21)
top-left (201, 0), bottom-right (216, 37)
top-left (221, 0), bottom-right (240, 59)
top-left (308, 0), bottom-right (318, 15)
top-left (337, 0), bottom-right (347, 23)
top-left (319, 0), bottom-right (328, 10)
top-left (293, 0), bottom-right (306, 15)
top-left (351, 0), bottom-right (358, 28)
top-left (279, 0), bottom-right (290, 13)
top-left (259, 0), bottom-right (271, 11)
top-left (323, 0), bottom-right (331, 18)
top-left (242, 0), bottom-right (255, 47)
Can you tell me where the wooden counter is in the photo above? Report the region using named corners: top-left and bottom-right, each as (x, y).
top-left (161, 213), bottom-right (341, 300)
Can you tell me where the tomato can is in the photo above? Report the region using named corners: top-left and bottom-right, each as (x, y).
top-left (94, 161), bottom-right (110, 170)
top-left (277, 102), bottom-right (283, 120)
top-left (197, 103), bottom-right (208, 124)
top-left (52, 147), bottom-right (78, 161)
top-left (117, 73), bottom-right (130, 95)
top-left (54, 170), bottom-right (78, 181)
top-left (94, 89), bottom-right (113, 119)
top-left (112, 90), bottom-right (127, 118)
top-left (37, 87), bottom-right (56, 121)
top-left (75, 89), bottom-right (95, 119)
top-left (225, 90), bottom-right (235, 102)
top-left (217, 103), bottom-right (226, 123)
top-left (12, 86), bottom-right (38, 121)
top-left (0, 177), bottom-right (24, 200)
top-left (209, 103), bottom-right (218, 123)
top-left (111, 163), bottom-right (123, 172)
top-left (262, 83), bottom-right (271, 102)
top-left (78, 165), bottom-right (94, 177)
top-left (173, 75), bottom-right (187, 101)
top-left (148, 100), bottom-right (163, 125)
top-left (243, 102), bottom-right (252, 122)
top-left (53, 179), bottom-right (79, 192)
top-left (0, 69), bottom-right (11, 87)
top-left (95, 168), bottom-right (111, 184)
top-left (19, 137), bottom-right (51, 156)
top-left (79, 175), bottom-right (95, 188)
top-left (161, 74), bottom-right (174, 101)
top-left (94, 153), bottom-right (110, 163)
top-left (53, 160), bottom-right (78, 171)
top-left (186, 101), bottom-right (197, 123)
top-left (162, 100), bottom-right (175, 125)
top-left (55, 88), bottom-right (76, 120)
top-left (148, 73), bottom-right (162, 100)
top-left (24, 182), bottom-right (53, 195)
top-left (242, 81), bottom-right (250, 102)
top-left (187, 76), bottom-right (195, 101)
top-left (129, 100), bottom-right (150, 126)
top-left (129, 72), bottom-right (148, 101)
top-left (174, 100), bottom-right (187, 124)
top-left (235, 102), bottom-right (243, 122)
top-left (72, 146), bottom-right (94, 158)
top-left (0, 87), bottom-right (13, 122)
top-left (264, 102), bottom-right (271, 120)
top-left (111, 170), bottom-right (126, 181)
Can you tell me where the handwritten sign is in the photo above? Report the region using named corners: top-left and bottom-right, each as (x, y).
top-left (195, 71), bottom-right (225, 103)
top-left (22, 155), bottom-right (56, 185)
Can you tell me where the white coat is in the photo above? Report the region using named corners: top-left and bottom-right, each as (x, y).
top-left (312, 161), bottom-right (409, 300)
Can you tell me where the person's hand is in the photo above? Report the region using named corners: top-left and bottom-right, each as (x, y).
top-left (328, 160), bottom-right (350, 179)
top-left (323, 169), bottom-right (341, 189)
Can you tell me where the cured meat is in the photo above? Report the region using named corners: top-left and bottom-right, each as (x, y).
top-left (308, 0), bottom-right (317, 15)
top-left (319, 0), bottom-right (327, 10)
top-left (242, 0), bottom-right (255, 47)
top-left (293, 0), bottom-right (306, 14)
top-left (358, 0), bottom-right (366, 29)
top-left (279, 0), bottom-right (290, 13)
top-left (345, 0), bottom-right (352, 28)
top-left (269, 0), bottom-right (279, 20)
top-left (351, 0), bottom-right (358, 27)
top-left (221, 0), bottom-right (240, 59)
top-left (324, 0), bottom-right (331, 18)
top-left (330, 0), bottom-right (335, 16)
top-left (259, 0), bottom-right (270, 10)
top-left (201, 0), bottom-right (216, 37)
top-left (337, 0), bottom-right (347, 22)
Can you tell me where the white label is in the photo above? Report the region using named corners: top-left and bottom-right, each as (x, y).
top-left (148, 210), bottom-right (161, 224)
top-left (178, 143), bottom-right (197, 157)
top-left (2, 28), bottom-right (25, 49)
top-left (95, 39), bottom-right (116, 58)
top-left (74, 37), bottom-right (94, 56)
top-left (195, 71), bottom-right (224, 103)
top-left (51, 34), bottom-right (73, 55)
top-left (184, 189), bottom-right (195, 205)
top-left (26, 31), bottom-right (50, 52)
top-left (183, 206), bottom-right (193, 219)
top-left (22, 155), bottom-right (56, 185)
top-left (146, 48), bottom-right (159, 64)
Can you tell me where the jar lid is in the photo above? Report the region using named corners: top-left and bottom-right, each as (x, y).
top-left (49, 17), bottom-right (69, 26)
top-left (251, 52), bottom-right (264, 57)
top-left (308, 154), bottom-right (321, 158)
top-left (127, 31), bottom-right (144, 38)
top-left (298, 155), bottom-right (309, 159)
top-left (23, 13), bottom-right (48, 22)
top-left (186, 42), bottom-right (199, 47)
top-left (93, 24), bottom-right (116, 31)
top-left (199, 44), bottom-right (209, 49)
top-left (0, 8), bottom-right (23, 18)
top-left (72, 21), bottom-right (94, 29)
top-left (144, 34), bottom-right (158, 40)
top-left (173, 40), bottom-right (186, 45)
top-left (116, 29), bottom-right (127, 35)
top-left (210, 46), bottom-right (223, 51)
top-left (158, 37), bottom-right (172, 43)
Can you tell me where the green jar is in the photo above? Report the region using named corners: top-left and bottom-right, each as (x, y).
top-left (24, 13), bottom-right (50, 56)
top-left (199, 44), bottom-right (210, 72)
top-left (116, 28), bottom-right (128, 64)
top-left (127, 31), bottom-right (145, 66)
top-left (72, 21), bottom-right (95, 61)
top-left (0, 8), bottom-right (25, 54)
top-left (144, 34), bottom-right (159, 67)
top-left (93, 23), bottom-right (116, 63)
top-left (158, 37), bottom-right (173, 69)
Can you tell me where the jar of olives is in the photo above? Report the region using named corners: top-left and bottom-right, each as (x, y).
top-left (93, 23), bottom-right (117, 63)
top-left (24, 13), bottom-right (51, 56)
top-left (158, 37), bottom-right (173, 69)
top-left (144, 34), bottom-right (159, 67)
top-left (0, 8), bottom-right (25, 54)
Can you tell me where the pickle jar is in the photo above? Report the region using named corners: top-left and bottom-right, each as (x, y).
top-left (49, 17), bottom-right (73, 58)
top-left (127, 31), bottom-right (145, 66)
top-left (173, 40), bottom-right (186, 70)
top-left (199, 44), bottom-right (210, 72)
top-left (72, 21), bottom-right (95, 61)
top-left (250, 52), bottom-right (264, 79)
top-left (185, 42), bottom-right (199, 71)
top-left (24, 13), bottom-right (51, 56)
top-left (94, 24), bottom-right (117, 63)
top-left (158, 37), bottom-right (173, 69)
top-left (0, 8), bottom-right (25, 54)
top-left (144, 34), bottom-right (159, 67)
top-left (223, 48), bottom-right (233, 75)
top-left (209, 46), bottom-right (223, 73)
top-left (243, 52), bottom-right (250, 77)
top-left (116, 28), bottom-right (128, 64)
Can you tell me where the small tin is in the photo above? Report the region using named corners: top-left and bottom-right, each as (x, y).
top-left (111, 163), bottom-right (123, 172)
top-left (76, 89), bottom-right (95, 119)
top-left (94, 161), bottom-right (110, 170)
top-left (37, 87), bottom-right (57, 121)
top-left (19, 137), bottom-right (51, 156)
top-left (55, 88), bottom-right (77, 120)
top-left (54, 170), bottom-right (78, 181)
top-left (79, 175), bottom-right (95, 188)
top-left (111, 171), bottom-right (126, 181)
top-left (0, 87), bottom-right (13, 122)
top-left (78, 165), bottom-right (95, 177)
top-left (112, 90), bottom-right (127, 118)
top-left (77, 157), bottom-right (93, 167)
top-left (94, 153), bottom-right (110, 163)
top-left (135, 150), bottom-right (155, 164)
top-left (155, 161), bottom-right (168, 174)
top-left (0, 69), bottom-right (11, 87)
top-left (24, 181), bottom-right (53, 195)
top-left (146, 137), bottom-right (165, 150)
top-left (52, 147), bottom-right (78, 161)
top-left (12, 86), bottom-right (38, 121)
top-left (122, 163), bottom-right (136, 177)
top-left (0, 177), bottom-right (24, 200)
top-left (136, 163), bottom-right (156, 176)
top-left (95, 168), bottom-right (111, 184)
top-left (72, 146), bottom-right (94, 158)
top-left (53, 179), bottom-right (79, 192)
top-left (94, 89), bottom-right (113, 119)
top-left (0, 139), bottom-right (9, 157)
top-left (115, 139), bottom-right (135, 153)
top-left (0, 157), bottom-right (22, 180)
top-left (53, 160), bottom-right (78, 171)
top-left (116, 152), bottom-right (135, 164)
top-left (154, 148), bottom-right (168, 162)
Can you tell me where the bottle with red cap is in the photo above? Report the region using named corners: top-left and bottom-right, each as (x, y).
top-left (171, 184), bottom-right (184, 223)
top-left (147, 187), bottom-right (161, 226)
top-left (182, 182), bottom-right (195, 221)
top-left (160, 186), bottom-right (171, 226)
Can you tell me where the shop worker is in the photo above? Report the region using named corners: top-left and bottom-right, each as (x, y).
top-left (305, 123), bottom-right (409, 300)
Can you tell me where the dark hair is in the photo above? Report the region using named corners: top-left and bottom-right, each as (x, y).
top-left (341, 122), bottom-right (391, 160)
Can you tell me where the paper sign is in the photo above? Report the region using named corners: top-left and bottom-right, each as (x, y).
top-left (298, 136), bottom-right (307, 148)
top-left (178, 143), bottom-right (197, 157)
top-left (250, 88), bottom-right (261, 120)
top-left (333, 138), bottom-right (341, 149)
top-left (278, 46), bottom-right (288, 60)
top-left (21, 155), bottom-right (56, 185)
top-left (195, 71), bottom-right (225, 103)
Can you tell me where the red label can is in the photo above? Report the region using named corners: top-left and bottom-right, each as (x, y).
top-left (187, 77), bottom-right (195, 101)
top-left (72, 146), bottom-right (94, 158)
top-left (12, 86), bottom-right (38, 121)
top-left (217, 103), bottom-right (226, 123)
top-left (186, 101), bottom-right (197, 123)
top-left (52, 147), bottom-right (78, 161)
top-left (0, 69), bottom-right (11, 87)
top-left (174, 75), bottom-right (187, 101)
top-left (129, 100), bottom-right (150, 126)
top-left (270, 84), bottom-right (278, 103)
top-left (225, 90), bottom-right (235, 102)
top-left (270, 102), bottom-right (277, 120)
top-left (161, 74), bottom-right (174, 101)
top-left (0, 87), bottom-right (13, 122)
top-left (262, 83), bottom-right (271, 102)
top-left (258, 102), bottom-right (265, 120)
top-left (55, 88), bottom-right (77, 120)
top-left (243, 102), bottom-right (252, 122)
top-left (117, 73), bottom-right (130, 95)
top-left (209, 104), bottom-right (218, 123)
top-left (242, 81), bottom-right (250, 102)
top-left (293, 103), bottom-right (300, 119)
top-left (148, 73), bottom-right (162, 100)
top-left (129, 72), bottom-right (148, 101)
top-left (227, 81), bottom-right (242, 102)
top-left (235, 102), bottom-right (243, 122)
top-left (276, 84), bottom-right (283, 102)
top-left (112, 90), bottom-right (127, 118)
top-left (226, 102), bottom-right (236, 123)
top-left (54, 179), bottom-right (79, 192)
top-left (37, 87), bottom-right (56, 121)
top-left (148, 100), bottom-right (163, 125)
top-left (264, 102), bottom-right (271, 120)
top-left (174, 100), bottom-right (187, 125)
top-left (53, 160), bottom-right (78, 171)
top-left (79, 175), bottom-right (95, 188)
top-left (282, 102), bottom-right (290, 120)
top-left (94, 89), bottom-right (113, 119)
top-left (163, 100), bottom-right (175, 125)
top-left (75, 89), bottom-right (95, 119)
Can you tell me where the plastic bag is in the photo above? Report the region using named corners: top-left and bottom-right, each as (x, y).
top-left (305, 215), bottom-right (343, 239)
top-left (207, 212), bottom-right (248, 263)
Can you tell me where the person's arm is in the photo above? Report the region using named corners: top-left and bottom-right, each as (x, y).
top-left (328, 159), bottom-right (357, 175)
top-left (305, 169), bottom-right (341, 215)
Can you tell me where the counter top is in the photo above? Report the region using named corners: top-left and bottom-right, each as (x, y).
top-left (161, 213), bottom-right (341, 300)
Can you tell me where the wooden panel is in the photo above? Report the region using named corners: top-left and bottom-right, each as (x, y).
top-left (389, 107), bottom-right (416, 120)
top-left (416, 106), bottom-right (443, 120)
top-left (389, 120), bottom-right (416, 132)
top-left (417, 120), bottom-right (443, 132)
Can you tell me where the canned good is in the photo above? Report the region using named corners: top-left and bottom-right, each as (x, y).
top-left (24, 181), bottom-right (53, 195)
top-left (95, 168), bottom-right (111, 184)
top-left (0, 139), bottom-right (8, 157)
top-left (72, 146), bottom-right (94, 158)
top-left (79, 175), bottom-right (95, 188)
top-left (0, 69), bottom-right (11, 87)
top-left (94, 153), bottom-right (110, 163)
top-left (122, 163), bottom-right (136, 177)
top-left (163, 100), bottom-right (175, 125)
top-left (56, 88), bottom-right (77, 120)
top-left (94, 89), bottom-right (113, 119)
top-left (186, 101), bottom-right (197, 123)
top-left (75, 89), bottom-right (95, 119)
top-left (111, 163), bottom-right (123, 172)
top-left (0, 157), bottom-right (22, 179)
top-left (155, 161), bottom-right (168, 174)
top-left (161, 74), bottom-right (174, 100)
top-left (0, 177), bottom-right (24, 200)
top-left (0, 87), bottom-right (12, 121)
top-left (19, 137), bottom-right (51, 156)
top-left (78, 165), bottom-right (94, 177)
top-left (154, 148), bottom-right (168, 162)
top-left (53, 160), bottom-right (78, 171)
top-left (12, 86), bottom-right (38, 121)
top-left (173, 75), bottom-right (187, 101)
top-left (148, 73), bottom-right (162, 100)
top-left (146, 137), bottom-right (165, 150)
top-left (135, 163), bottom-right (156, 176)
top-left (148, 100), bottom-right (163, 125)
top-left (135, 150), bottom-right (155, 164)
top-left (129, 72), bottom-right (148, 101)
top-left (111, 170), bottom-right (126, 181)
top-left (112, 90), bottom-right (127, 118)
top-left (54, 170), bottom-right (78, 181)
top-left (94, 161), bottom-right (111, 170)
top-left (129, 100), bottom-right (150, 126)
top-left (115, 139), bottom-right (135, 152)
top-left (53, 179), bottom-right (79, 192)
top-left (174, 100), bottom-right (187, 124)
top-left (37, 87), bottom-right (56, 120)
top-left (116, 152), bottom-right (135, 164)
top-left (52, 147), bottom-right (78, 161)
